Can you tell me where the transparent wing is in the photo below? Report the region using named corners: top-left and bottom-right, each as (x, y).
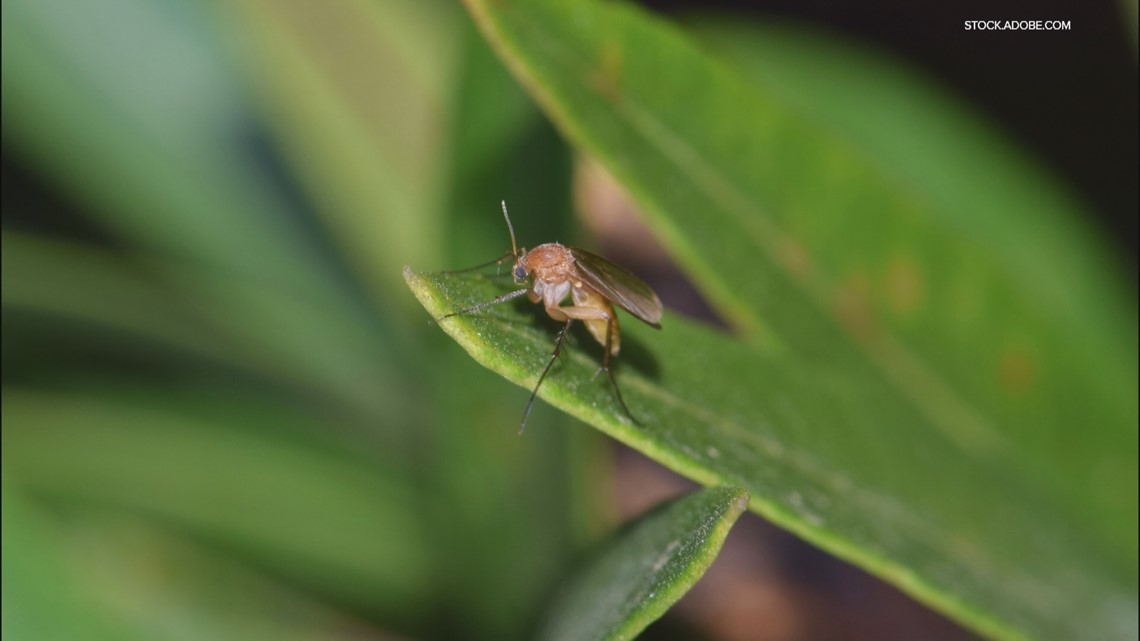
top-left (570, 247), bottom-right (663, 327)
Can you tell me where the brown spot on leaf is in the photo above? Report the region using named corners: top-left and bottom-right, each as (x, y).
top-left (778, 238), bottom-right (813, 282)
top-left (835, 274), bottom-right (878, 341)
top-left (589, 40), bottom-right (623, 103)
top-left (998, 346), bottom-right (1037, 394)
top-left (885, 254), bottom-right (923, 316)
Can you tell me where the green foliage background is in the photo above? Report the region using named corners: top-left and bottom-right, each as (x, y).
top-left (3, 0), bottom-right (1136, 640)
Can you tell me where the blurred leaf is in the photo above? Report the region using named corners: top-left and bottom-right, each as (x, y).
top-left (223, 0), bottom-right (461, 303)
top-left (442, 21), bottom-right (574, 268)
top-left (537, 486), bottom-right (749, 641)
top-left (1, 0), bottom-right (403, 404)
top-left (1, 232), bottom-right (236, 366)
top-left (457, 1), bottom-right (1136, 639)
top-left (419, 347), bottom-right (597, 641)
top-left (1121, 0), bottom-right (1138, 53)
top-left (1, 231), bottom-right (411, 430)
top-left (2, 389), bottom-right (431, 620)
top-left (4, 0), bottom-right (323, 290)
top-left (5, 0), bottom-right (607, 639)
top-left (2, 484), bottom-right (138, 641)
top-left (45, 514), bottom-right (397, 641)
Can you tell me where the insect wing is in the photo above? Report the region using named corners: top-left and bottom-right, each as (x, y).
top-left (570, 247), bottom-right (663, 326)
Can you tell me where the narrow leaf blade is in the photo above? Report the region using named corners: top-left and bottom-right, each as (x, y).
top-left (538, 486), bottom-right (749, 641)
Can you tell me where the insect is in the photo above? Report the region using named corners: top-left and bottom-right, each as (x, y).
top-left (436, 201), bottom-right (663, 433)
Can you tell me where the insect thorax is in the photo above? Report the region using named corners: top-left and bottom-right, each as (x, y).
top-left (532, 277), bottom-right (573, 309)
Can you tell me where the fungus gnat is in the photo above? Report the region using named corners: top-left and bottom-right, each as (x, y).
top-left (436, 201), bottom-right (663, 433)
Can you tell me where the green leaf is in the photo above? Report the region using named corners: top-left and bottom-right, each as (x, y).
top-left (407, 266), bottom-right (1098, 639)
top-left (412, 2), bottom-right (1137, 636)
top-left (537, 486), bottom-right (749, 641)
top-left (30, 514), bottom-right (393, 641)
top-left (2, 388), bottom-right (432, 619)
top-left (2, 485), bottom-right (140, 641)
top-left (1, 0), bottom-right (405, 407)
top-left (220, 0), bottom-right (461, 302)
top-left (442, 21), bottom-right (576, 268)
top-left (1, 231), bottom-right (411, 428)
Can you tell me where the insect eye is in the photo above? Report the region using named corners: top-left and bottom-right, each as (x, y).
top-left (513, 265), bottom-right (528, 280)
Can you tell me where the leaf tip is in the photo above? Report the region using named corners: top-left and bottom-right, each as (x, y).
top-left (403, 265), bottom-right (429, 297)
top-left (730, 488), bottom-right (750, 515)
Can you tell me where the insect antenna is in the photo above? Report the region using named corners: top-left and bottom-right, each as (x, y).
top-left (501, 200), bottom-right (521, 259)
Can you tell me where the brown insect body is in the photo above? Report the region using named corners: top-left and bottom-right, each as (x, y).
top-left (520, 242), bottom-right (621, 357)
top-left (437, 202), bottom-right (662, 432)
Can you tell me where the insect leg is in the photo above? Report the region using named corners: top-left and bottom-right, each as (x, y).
top-left (599, 314), bottom-right (639, 425)
top-left (432, 287), bottom-right (530, 324)
top-left (520, 319), bottom-right (573, 434)
top-left (547, 305), bottom-right (639, 425)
